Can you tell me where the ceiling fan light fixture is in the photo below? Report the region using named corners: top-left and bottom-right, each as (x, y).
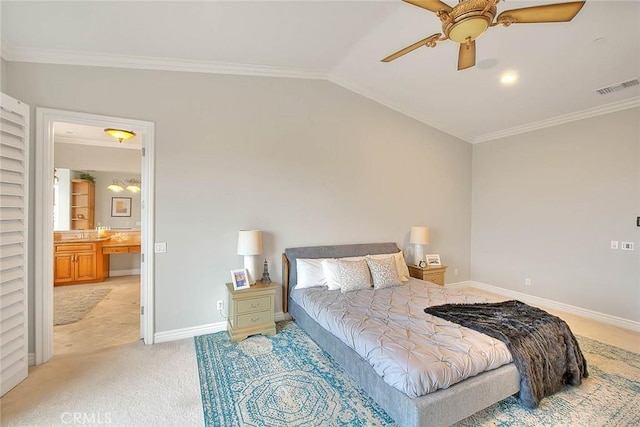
top-left (104, 128), bottom-right (136, 143)
top-left (448, 16), bottom-right (491, 43)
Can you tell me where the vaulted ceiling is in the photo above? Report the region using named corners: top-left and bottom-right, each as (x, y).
top-left (2, 1), bottom-right (639, 142)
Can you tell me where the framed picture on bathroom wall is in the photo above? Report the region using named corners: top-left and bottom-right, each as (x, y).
top-left (111, 197), bottom-right (132, 217)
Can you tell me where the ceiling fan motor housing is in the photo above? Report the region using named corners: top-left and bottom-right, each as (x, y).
top-left (443, 0), bottom-right (497, 43)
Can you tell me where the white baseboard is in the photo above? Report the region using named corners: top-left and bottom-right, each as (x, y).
top-left (154, 311), bottom-right (289, 343)
top-left (444, 280), bottom-right (475, 290)
top-left (110, 268), bottom-right (141, 277)
top-left (465, 280), bottom-right (640, 332)
top-left (28, 352), bottom-right (35, 366)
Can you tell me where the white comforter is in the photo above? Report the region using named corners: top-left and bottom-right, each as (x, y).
top-left (291, 279), bottom-right (513, 398)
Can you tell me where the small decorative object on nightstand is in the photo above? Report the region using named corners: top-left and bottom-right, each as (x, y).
top-left (226, 281), bottom-right (277, 342)
top-left (260, 259), bottom-right (271, 283)
top-left (407, 264), bottom-right (447, 286)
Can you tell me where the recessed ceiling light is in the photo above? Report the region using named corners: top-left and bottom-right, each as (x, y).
top-left (500, 71), bottom-right (518, 85)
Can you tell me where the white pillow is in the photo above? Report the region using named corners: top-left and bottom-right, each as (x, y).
top-left (322, 256), bottom-right (366, 291)
top-left (367, 251), bottom-right (410, 282)
top-left (337, 259), bottom-right (371, 293)
top-left (295, 258), bottom-right (327, 289)
top-left (366, 256), bottom-right (403, 290)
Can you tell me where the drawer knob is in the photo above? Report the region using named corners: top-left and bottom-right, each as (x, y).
top-left (250, 316), bottom-right (260, 323)
top-left (249, 302), bottom-right (260, 308)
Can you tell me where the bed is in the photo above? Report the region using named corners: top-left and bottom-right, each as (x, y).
top-left (282, 242), bottom-right (521, 427)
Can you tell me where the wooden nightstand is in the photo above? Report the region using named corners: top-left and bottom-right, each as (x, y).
top-left (226, 282), bottom-right (277, 343)
top-left (407, 265), bottom-right (447, 286)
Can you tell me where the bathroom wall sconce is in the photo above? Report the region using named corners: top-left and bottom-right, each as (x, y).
top-left (107, 179), bottom-right (141, 193)
top-left (125, 179), bottom-right (141, 193)
top-left (107, 180), bottom-right (124, 192)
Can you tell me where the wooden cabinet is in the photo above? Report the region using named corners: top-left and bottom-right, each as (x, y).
top-left (54, 241), bottom-right (108, 286)
top-left (226, 282), bottom-right (277, 342)
top-left (407, 264), bottom-right (447, 286)
top-left (70, 179), bottom-right (95, 230)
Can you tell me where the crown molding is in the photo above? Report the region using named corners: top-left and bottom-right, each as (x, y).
top-left (1, 44), bottom-right (328, 80)
top-left (327, 73), bottom-right (474, 143)
top-left (3, 43), bottom-right (637, 144)
top-left (473, 97), bottom-right (640, 144)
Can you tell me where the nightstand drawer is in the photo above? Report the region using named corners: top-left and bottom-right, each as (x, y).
top-left (237, 296), bottom-right (272, 314)
top-left (236, 310), bottom-right (272, 328)
top-left (424, 273), bottom-right (445, 286)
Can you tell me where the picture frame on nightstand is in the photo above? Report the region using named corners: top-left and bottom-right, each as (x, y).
top-left (231, 268), bottom-right (250, 290)
top-left (425, 254), bottom-right (441, 267)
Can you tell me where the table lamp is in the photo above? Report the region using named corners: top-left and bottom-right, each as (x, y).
top-left (409, 226), bottom-right (430, 266)
top-left (237, 230), bottom-right (263, 284)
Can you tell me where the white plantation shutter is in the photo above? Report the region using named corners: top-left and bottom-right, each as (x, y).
top-left (0, 92), bottom-right (29, 396)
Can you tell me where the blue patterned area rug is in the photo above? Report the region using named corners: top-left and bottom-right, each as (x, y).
top-left (195, 321), bottom-right (394, 427)
top-left (196, 322), bottom-right (640, 427)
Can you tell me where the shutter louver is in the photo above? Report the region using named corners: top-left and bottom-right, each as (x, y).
top-left (0, 92), bottom-right (29, 396)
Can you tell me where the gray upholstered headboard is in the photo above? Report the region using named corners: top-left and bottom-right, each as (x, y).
top-left (282, 242), bottom-right (400, 313)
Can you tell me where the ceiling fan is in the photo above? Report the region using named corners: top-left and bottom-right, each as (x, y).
top-left (382, 0), bottom-right (586, 70)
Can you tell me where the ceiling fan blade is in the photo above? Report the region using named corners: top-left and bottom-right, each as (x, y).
top-left (402, 0), bottom-right (452, 14)
top-left (458, 40), bottom-right (476, 70)
top-left (496, 1), bottom-right (585, 24)
top-left (382, 33), bottom-right (442, 62)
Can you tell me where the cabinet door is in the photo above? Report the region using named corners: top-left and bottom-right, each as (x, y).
top-left (75, 252), bottom-right (97, 281)
top-left (54, 253), bottom-right (75, 284)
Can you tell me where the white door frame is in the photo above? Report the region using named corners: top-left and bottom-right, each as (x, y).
top-left (35, 108), bottom-right (155, 364)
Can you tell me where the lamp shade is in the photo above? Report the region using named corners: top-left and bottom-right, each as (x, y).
top-left (237, 230), bottom-right (263, 256)
top-left (409, 226), bottom-right (430, 245)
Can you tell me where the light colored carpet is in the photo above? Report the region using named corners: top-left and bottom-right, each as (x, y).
top-left (1, 339), bottom-right (203, 427)
top-left (195, 321), bottom-right (394, 426)
top-left (54, 285), bottom-right (111, 325)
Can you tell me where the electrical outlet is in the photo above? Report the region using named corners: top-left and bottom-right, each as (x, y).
top-left (454, 268), bottom-right (458, 276)
top-left (217, 300), bottom-right (224, 311)
top-left (611, 240), bottom-right (619, 249)
top-left (525, 278), bottom-right (531, 286)
top-left (621, 242), bottom-right (635, 251)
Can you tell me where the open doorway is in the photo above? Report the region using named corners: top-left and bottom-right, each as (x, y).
top-left (35, 109), bottom-right (155, 364)
top-left (52, 124), bottom-right (143, 354)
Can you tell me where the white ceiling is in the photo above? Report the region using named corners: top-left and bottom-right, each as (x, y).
top-left (54, 122), bottom-right (142, 150)
top-left (2, 1), bottom-right (639, 143)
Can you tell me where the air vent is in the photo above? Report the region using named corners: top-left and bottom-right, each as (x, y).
top-left (595, 79), bottom-right (639, 95)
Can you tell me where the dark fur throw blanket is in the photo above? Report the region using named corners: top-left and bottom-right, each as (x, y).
top-left (424, 300), bottom-right (588, 408)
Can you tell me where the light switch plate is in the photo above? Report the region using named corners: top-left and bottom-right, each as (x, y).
top-left (154, 242), bottom-right (167, 253)
top-left (621, 242), bottom-right (634, 251)
top-left (611, 240), bottom-right (619, 249)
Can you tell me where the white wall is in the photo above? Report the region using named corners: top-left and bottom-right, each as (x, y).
top-left (53, 168), bottom-right (71, 230)
top-left (4, 62), bottom-right (472, 346)
top-left (471, 108), bottom-right (640, 321)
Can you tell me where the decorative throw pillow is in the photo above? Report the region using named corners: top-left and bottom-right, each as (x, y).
top-left (366, 256), bottom-right (403, 289)
top-left (295, 258), bottom-right (327, 289)
top-left (322, 256), bottom-right (366, 291)
top-left (367, 251), bottom-right (411, 282)
top-left (337, 259), bottom-right (371, 293)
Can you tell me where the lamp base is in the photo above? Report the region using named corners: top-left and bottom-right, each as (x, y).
top-left (414, 245), bottom-right (424, 266)
top-left (244, 256), bottom-right (258, 285)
